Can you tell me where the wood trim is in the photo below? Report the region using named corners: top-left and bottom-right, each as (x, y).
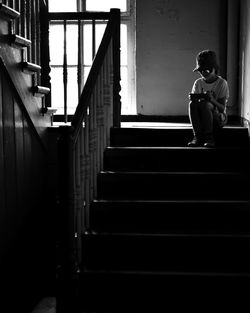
top-left (48, 11), bottom-right (110, 21)
top-left (0, 56), bottom-right (48, 151)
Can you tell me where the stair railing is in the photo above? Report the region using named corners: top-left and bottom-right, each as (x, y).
top-left (1, 0), bottom-right (47, 67)
top-left (57, 9), bottom-right (121, 277)
top-left (0, 0), bottom-right (51, 105)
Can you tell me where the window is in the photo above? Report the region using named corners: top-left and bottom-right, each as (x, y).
top-left (48, 0), bottom-right (136, 116)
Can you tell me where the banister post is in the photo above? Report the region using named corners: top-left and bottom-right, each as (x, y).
top-left (57, 125), bottom-right (79, 313)
top-left (111, 8), bottom-right (121, 128)
top-left (40, 0), bottom-right (51, 108)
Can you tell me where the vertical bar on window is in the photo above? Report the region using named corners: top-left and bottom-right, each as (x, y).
top-left (92, 19), bottom-right (96, 60)
top-left (63, 20), bottom-right (68, 123)
top-left (77, 20), bottom-right (82, 100)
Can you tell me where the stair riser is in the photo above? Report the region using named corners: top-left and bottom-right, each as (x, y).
top-left (79, 272), bottom-right (250, 311)
top-left (104, 148), bottom-right (250, 172)
top-left (97, 173), bottom-right (249, 200)
top-left (82, 235), bottom-right (250, 273)
top-left (90, 201), bottom-right (250, 234)
top-left (110, 127), bottom-right (250, 147)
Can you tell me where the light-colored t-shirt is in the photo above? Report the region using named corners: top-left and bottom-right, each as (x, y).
top-left (191, 76), bottom-right (229, 125)
top-left (191, 76), bottom-right (229, 104)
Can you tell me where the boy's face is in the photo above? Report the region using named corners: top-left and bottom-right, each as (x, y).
top-left (198, 68), bottom-right (216, 80)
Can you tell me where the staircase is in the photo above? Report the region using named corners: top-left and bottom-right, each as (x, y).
top-left (79, 125), bottom-right (250, 312)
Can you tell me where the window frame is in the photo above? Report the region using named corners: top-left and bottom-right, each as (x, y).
top-left (48, 0), bottom-right (136, 115)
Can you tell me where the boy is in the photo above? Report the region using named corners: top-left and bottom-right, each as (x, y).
top-left (188, 50), bottom-right (229, 148)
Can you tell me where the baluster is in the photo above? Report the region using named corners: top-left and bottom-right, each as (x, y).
top-left (77, 20), bottom-right (82, 100)
top-left (109, 41), bottom-right (114, 132)
top-left (100, 61), bottom-right (109, 147)
top-left (20, 0), bottom-right (26, 38)
top-left (75, 137), bottom-right (82, 262)
top-left (63, 20), bottom-right (68, 123)
top-left (92, 84), bottom-right (98, 197)
top-left (94, 81), bottom-right (101, 176)
top-left (89, 94), bottom-right (95, 200)
top-left (103, 53), bottom-right (110, 147)
top-left (31, 0), bottom-right (37, 64)
top-left (96, 71), bottom-right (104, 171)
top-left (7, 0), bottom-right (13, 7)
top-left (26, 0), bottom-right (31, 61)
top-left (36, 0), bottom-right (41, 66)
top-left (98, 69), bottom-right (106, 155)
top-left (112, 9), bottom-right (121, 127)
top-left (79, 127), bottom-right (86, 233)
top-left (14, 0), bottom-right (20, 35)
top-left (83, 114), bottom-right (90, 227)
top-left (92, 19), bottom-right (96, 60)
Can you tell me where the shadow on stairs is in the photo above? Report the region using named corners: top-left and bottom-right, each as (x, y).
top-left (78, 125), bottom-right (250, 312)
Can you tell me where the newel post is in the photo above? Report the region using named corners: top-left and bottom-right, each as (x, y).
top-left (40, 0), bottom-right (51, 108)
top-left (111, 8), bottom-right (121, 128)
top-left (57, 126), bottom-right (79, 313)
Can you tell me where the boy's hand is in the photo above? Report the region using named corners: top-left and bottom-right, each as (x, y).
top-left (206, 91), bottom-right (216, 102)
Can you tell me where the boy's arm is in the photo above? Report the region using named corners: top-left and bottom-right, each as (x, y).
top-left (207, 91), bottom-right (226, 113)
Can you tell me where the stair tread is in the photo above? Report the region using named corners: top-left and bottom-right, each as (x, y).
top-left (0, 3), bottom-right (20, 20)
top-left (93, 199), bottom-right (250, 203)
top-left (84, 232), bottom-right (250, 238)
top-left (81, 268), bottom-right (250, 277)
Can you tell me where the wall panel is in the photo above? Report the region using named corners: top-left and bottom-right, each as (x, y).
top-left (0, 65), bottom-right (52, 311)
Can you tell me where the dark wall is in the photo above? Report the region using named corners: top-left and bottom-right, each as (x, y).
top-left (136, 0), bottom-right (231, 116)
top-left (0, 64), bottom-right (54, 311)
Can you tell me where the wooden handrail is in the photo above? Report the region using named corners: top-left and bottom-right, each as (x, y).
top-left (48, 11), bottom-right (110, 21)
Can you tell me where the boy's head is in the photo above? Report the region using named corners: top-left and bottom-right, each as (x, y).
top-left (193, 50), bottom-right (219, 74)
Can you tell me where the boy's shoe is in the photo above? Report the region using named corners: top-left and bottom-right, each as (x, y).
top-left (187, 136), bottom-right (203, 147)
top-left (204, 139), bottom-right (215, 148)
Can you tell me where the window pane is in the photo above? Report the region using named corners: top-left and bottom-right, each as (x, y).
top-left (67, 25), bottom-right (78, 65)
top-left (121, 24), bottom-right (127, 65)
top-left (49, 25), bottom-right (64, 65)
top-left (83, 66), bottom-right (91, 84)
top-left (86, 0), bottom-right (127, 12)
top-left (49, 0), bottom-right (77, 12)
top-left (84, 24), bottom-right (93, 65)
top-left (50, 67), bottom-right (78, 115)
top-left (120, 66), bottom-right (128, 114)
top-left (96, 24), bottom-right (106, 53)
top-left (50, 67), bottom-right (64, 113)
top-left (67, 67), bottom-right (78, 114)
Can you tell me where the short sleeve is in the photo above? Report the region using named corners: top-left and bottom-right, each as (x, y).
top-left (191, 79), bottom-right (201, 93)
top-left (218, 79), bottom-right (229, 100)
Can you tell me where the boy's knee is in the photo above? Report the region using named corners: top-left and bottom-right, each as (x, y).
top-left (189, 101), bottom-right (198, 110)
top-left (202, 101), bottom-right (214, 111)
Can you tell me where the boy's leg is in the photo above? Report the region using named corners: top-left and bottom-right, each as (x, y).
top-left (200, 102), bottom-right (215, 147)
top-left (188, 101), bottom-right (203, 141)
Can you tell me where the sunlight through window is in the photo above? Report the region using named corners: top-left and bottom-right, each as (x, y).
top-left (49, 0), bottom-right (77, 12)
top-left (86, 0), bottom-right (127, 12)
top-left (48, 0), bottom-right (136, 116)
